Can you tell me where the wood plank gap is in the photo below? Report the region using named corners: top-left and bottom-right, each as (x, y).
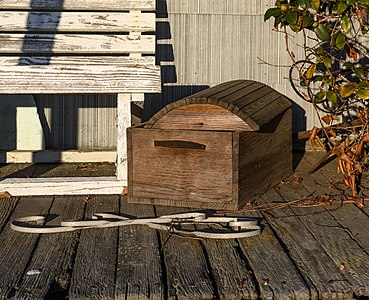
top-left (260, 188), bottom-right (352, 299)
top-left (155, 206), bottom-right (214, 300)
top-left (115, 198), bottom-right (164, 300)
top-left (0, 196), bottom-right (19, 235)
top-left (236, 208), bottom-right (312, 300)
top-left (153, 205), bottom-right (169, 300)
top-left (69, 195), bottom-right (120, 300)
top-left (195, 221), bottom-right (258, 300)
top-left (15, 196), bottom-right (86, 299)
top-left (0, 196), bottom-right (54, 298)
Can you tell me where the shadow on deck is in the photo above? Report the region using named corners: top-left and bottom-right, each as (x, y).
top-left (0, 152), bottom-right (368, 299)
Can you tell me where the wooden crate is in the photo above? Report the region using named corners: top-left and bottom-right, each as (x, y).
top-left (128, 80), bottom-right (292, 210)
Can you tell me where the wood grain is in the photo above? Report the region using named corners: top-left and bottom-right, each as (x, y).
top-left (146, 80), bottom-right (290, 131)
top-left (260, 188), bottom-right (353, 299)
top-left (0, 0), bottom-right (156, 11)
top-left (0, 56), bottom-right (160, 93)
top-left (0, 34), bottom-right (155, 54)
top-left (0, 196), bottom-right (19, 235)
top-left (0, 12), bottom-right (155, 32)
top-left (295, 156), bottom-right (369, 297)
top-left (198, 229), bottom-right (258, 299)
top-left (128, 128), bottom-right (235, 208)
top-left (0, 176), bottom-right (126, 196)
top-left (2, 150), bottom-right (116, 163)
top-left (239, 217), bottom-right (312, 300)
top-left (15, 196), bottom-right (85, 299)
top-left (69, 195), bottom-right (119, 300)
top-left (151, 104), bottom-right (252, 131)
top-left (237, 109), bottom-right (293, 205)
top-left (155, 206), bottom-right (215, 300)
top-left (116, 94), bottom-right (133, 181)
top-left (0, 196), bottom-right (53, 299)
top-left (115, 198), bottom-right (164, 300)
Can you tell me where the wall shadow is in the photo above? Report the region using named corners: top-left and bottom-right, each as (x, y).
top-left (142, 0), bottom-right (209, 120)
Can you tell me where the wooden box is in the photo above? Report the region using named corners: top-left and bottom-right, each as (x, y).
top-left (127, 80), bottom-right (292, 210)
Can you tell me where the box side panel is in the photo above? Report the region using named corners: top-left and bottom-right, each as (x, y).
top-left (128, 128), bottom-right (234, 208)
top-left (238, 109), bottom-right (293, 206)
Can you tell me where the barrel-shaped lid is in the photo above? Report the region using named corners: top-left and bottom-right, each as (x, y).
top-left (145, 80), bottom-right (291, 131)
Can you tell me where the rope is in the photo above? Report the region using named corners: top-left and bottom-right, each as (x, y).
top-left (11, 212), bottom-right (261, 239)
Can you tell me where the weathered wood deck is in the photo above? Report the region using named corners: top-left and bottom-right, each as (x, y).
top-left (0, 153), bottom-right (369, 300)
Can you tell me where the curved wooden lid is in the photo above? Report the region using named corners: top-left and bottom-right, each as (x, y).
top-left (146, 80), bottom-right (291, 131)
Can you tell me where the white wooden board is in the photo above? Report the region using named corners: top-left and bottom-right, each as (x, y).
top-left (0, 177), bottom-right (126, 196)
top-left (0, 34), bottom-right (155, 54)
top-left (0, 150), bottom-right (116, 163)
top-left (0, 12), bottom-right (155, 32)
top-left (0, 56), bottom-right (161, 93)
top-left (0, 0), bottom-right (156, 11)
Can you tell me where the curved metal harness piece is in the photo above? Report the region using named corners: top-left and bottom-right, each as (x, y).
top-left (11, 212), bottom-right (261, 239)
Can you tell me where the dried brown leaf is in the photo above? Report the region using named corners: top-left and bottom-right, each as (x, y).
top-left (83, 195), bottom-right (92, 203)
top-left (339, 263), bottom-right (345, 271)
top-left (122, 186), bottom-right (129, 196)
top-left (322, 115), bottom-right (333, 125)
top-left (0, 191), bottom-right (12, 199)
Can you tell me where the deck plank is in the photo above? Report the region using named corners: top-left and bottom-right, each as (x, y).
top-left (0, 196), bottom-right (53, 298)
top-left (15, 196), bottom-right (85, 299)
top-left (0, 196), bottom-right (18, 234)
top-left (196, 224), bottom-right (259, 300)
top-left (297, 154), bottom-right (369, 297)
top-left (155, 206), bottom-right (215, 300)
top-left (0, 163), bottom-right (37, 178)
top-left (259, 188), bottom-right (353, 300)
top-left (69, 195), bottom-right (119, 300)
top-left (115, 197), bottom-right (164, 300)
top-left (238, 213), bottom-right (312, 300)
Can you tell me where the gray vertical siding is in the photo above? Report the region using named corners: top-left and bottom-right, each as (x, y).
top-left (38, 0), bottom-right (319, 150)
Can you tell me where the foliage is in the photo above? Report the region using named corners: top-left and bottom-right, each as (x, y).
top-left (265, 0), bottom-right (369, 197)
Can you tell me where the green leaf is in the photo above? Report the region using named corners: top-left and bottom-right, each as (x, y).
top-left (346, 0), bottom-right (357, 4)
top-left (341, 15), bottom-right (351, 34)
top-left (315, 91), bottom-right (326, 102)
top-left (358, 81), bottom-right (369, 89)
top-left (296, 0), bottom-right (309, 9)
top-left (315, 47), bottom-right (326, 55)
top-left (337, 1), bottom-right (348, 15)
top-left (335, 32), bottom-right (346, 49)
top-left (359, 0), bottom-right (369, 4)
top-left (314, 24), bottom-right (330, 41)
top-left (357, 88), bottom-right (369, 100)
top-left (284, 9), bottom-right (298, 24)
top-left (326, 91), bottom-right (338, 103)
top-left (311, 0), bottom-right (320, 11)
top-left (302, 15), bottom-right (314, 27)
top-left (274, 17), bottom-right (282, 28)
top-left (306, 64), bottom-right (317, 80)
top-left (355, 67), bottom-right (365, 80)
top-left (323, 57), bottom-right (332, 69)
top-left (340, 84), bottom-right (356, 98)
top-left (326, 76), bottom-right (335, 87)
top-left (264, 8), bottom-right (282, 21)
top-left (343, 62), bottom-right (354, 69)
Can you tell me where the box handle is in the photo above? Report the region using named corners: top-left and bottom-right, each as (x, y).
top-left (154, 140), bottom-right (206, 150)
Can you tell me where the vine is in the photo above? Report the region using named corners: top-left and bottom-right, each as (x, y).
top-left (265, 0), bottom-right (369, 197)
